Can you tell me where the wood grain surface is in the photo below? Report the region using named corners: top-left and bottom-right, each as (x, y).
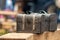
top-left (0, 33), bottom-right (33, 40)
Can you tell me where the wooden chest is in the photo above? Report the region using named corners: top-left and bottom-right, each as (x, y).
top-left (17, 14), bottom-right (42, 33)
top-left (16, 13), bottom-right (57, 33)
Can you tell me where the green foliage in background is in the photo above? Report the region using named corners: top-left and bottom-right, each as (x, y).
top-left (0, 29), bottom-right (8, 36)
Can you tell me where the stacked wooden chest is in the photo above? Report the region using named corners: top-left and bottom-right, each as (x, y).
top-left (16, 11), bottom-right (57, 34)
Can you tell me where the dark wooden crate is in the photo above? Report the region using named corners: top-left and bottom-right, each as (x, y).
top-left (16, 14), bottom-right (41, 33)
top-left (16, 13), bottom-right (57, 33)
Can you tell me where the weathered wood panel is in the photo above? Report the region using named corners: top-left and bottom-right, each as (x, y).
top-left (17, 14), bottom-right (42, 33)
top-left (47, 30), bottom-right (60, 40)
top-left (33, 32), bottom-right (47, 40)
top-left (16, 13), bottom-right (57, 33)
top-left (0, 33), bottom-right (33, 40)
top-left (0, 30), bottom-right (60, 40)
top-left (33, 30), bottom-right (60, 40)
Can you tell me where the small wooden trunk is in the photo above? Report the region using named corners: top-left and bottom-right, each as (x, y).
top-left (16, 13), bottom-right (57, 33)
top-left (16, 14), bottom-right (42, 33)
top-left (0, 33), bottom-right (33, 40)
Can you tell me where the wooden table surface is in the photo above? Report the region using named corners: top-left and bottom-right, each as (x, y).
top-left (0, 33), bottom-right (33, 39)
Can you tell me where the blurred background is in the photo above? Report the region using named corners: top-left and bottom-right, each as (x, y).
top-left (0, 0), bottom-right (60, 35)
